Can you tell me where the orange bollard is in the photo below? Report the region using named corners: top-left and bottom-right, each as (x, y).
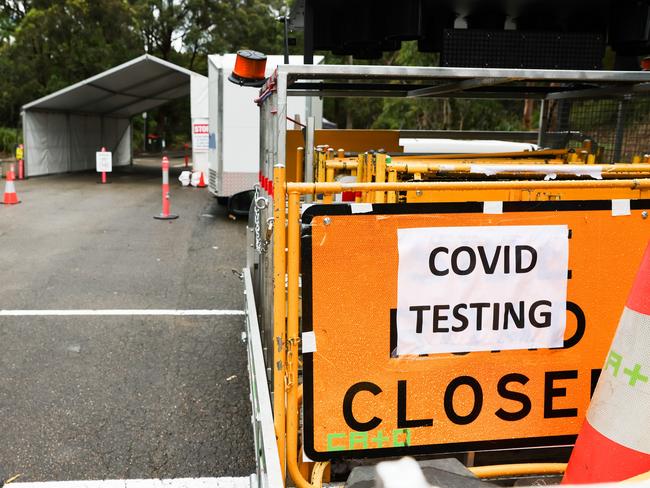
top-left (153, 156), bottom-right (178, 220)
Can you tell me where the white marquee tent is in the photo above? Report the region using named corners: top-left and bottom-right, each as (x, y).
top-left (21, 54), bottom-right (208, 177)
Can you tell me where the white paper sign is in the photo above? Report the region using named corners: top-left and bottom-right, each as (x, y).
top-left (611, 199), bottom-right (631, 216)
top-left (396, 225), bottom-right (568, 355)
top-left (192, 123), bottom-right (209, 153)
top-left (96, 151), bottom-right (112, 172)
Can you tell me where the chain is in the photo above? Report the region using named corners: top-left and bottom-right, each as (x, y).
top-left (253, 185), bottom-right (261, 251)
top-left (253, 185), bottom-right (269, 253)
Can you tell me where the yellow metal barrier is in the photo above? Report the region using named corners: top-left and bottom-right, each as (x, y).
top-left (323, 164), bottom-right (335, 204)
top-left (275, 166), bottom-right (650, 487)
top-left (324, 159), bottom-right (650, 177)
top-left (272, 165), bottom-right (287, 479)
top-left (375, 153), bottom-right (387, 203)
top-left (387, 161), bottom-right (398, 204)
top-left (326, 161), bottom-right (359, 171)
top-left (286, 188), bottom-right (314, 488)
top-left (290, 178), bottom-right (650, 196)
top-left (469, 463), bottom-right (566, 479)
top-left (318, 150), bottom-right (650, 206)
top-left (296, 147), bottom-right (304, 183)
top-left (314, 148), bottom-right (650, 191)
top-left (356, 153), bottom-right (364, 203)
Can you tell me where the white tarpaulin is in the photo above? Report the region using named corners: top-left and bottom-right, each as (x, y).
top-left (189, 73), bottom-right (209, 179)
top-left (23, 113), bottom-right (130, 176)
top-left (22, 54), bottom-right (207, 177)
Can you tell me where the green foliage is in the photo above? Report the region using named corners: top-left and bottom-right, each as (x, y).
top-left (321, 41), bottom-right (535, 132)
top-left (0, 126), bottom-right (20, 154)
top-left (0, 0), bottom-right (287, 145)
top-left (0, 2), bottom-right (536, 140)
top-left (0, 0), bottom-right (142, 124)
top-left (206, 0), bottom-right (288, 55)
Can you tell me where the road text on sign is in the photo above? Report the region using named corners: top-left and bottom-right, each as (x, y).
top-left (96, 151), bottom-right (113, 173)
top-left (301, 200), bottom-right (650, 461)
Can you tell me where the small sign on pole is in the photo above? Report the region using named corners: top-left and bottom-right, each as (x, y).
top-left (96, 148), bottom-right (112, 184)
top-left (96, 151), bottom-right (113, 173)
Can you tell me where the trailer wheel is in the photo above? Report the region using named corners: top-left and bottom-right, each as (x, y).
top-left (227, 190), bottom-right (255, 219)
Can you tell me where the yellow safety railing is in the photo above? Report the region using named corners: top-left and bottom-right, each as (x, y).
top-left (468, 463), bottom-right (566, 479)
top-left (310, 143), bottom-right (650, 190)
top-left (272, 164), bottom-right (650, 487)
top-left (322, 158), bottom-right (650, 179)
top-left (314, 147), bottom-right (650, 206)
top-left (272, 165), bottom-right (287, 480)
top-left (296, 177), bottom-right (650, 198)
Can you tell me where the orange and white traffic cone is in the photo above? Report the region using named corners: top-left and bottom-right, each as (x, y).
top-left (563, 241), bottom-right (650, 484)
top-left (1, 164), bottom-right (21, 205)
top-left (197, 171), bottom-right (207, 188)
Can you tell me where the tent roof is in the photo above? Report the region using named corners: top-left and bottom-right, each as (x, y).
top-left (23, 54), bottom-right (204, 117)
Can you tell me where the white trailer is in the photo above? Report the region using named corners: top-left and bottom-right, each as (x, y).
top-left (207, 54), bottom-right (322, 203)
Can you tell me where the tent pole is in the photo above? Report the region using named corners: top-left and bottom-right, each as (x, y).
top-left (130, 117), bottom-right (134, 166)
top-left (67, 113), bottom-right (72, 172)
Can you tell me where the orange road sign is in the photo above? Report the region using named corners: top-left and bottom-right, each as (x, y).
top-left (302, 200), bottom-right (650, 461)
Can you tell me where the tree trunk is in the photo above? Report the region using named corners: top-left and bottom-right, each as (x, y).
top-left (523, 99), bottom-right (534, 130)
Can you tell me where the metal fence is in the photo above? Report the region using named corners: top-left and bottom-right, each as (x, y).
top-left (540, 96), bottom-right (650, 163)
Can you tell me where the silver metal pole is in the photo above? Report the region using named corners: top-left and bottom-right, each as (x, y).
top-left (537, 99), bottom-right (546, 146)
top-left (304, 116), bottom-right (315, 203)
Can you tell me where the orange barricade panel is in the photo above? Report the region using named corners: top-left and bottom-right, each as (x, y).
top-left (301, 200), bottom-right (650, 461)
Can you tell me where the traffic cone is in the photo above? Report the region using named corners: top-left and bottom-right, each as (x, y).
top-left (563, 241), bottom-right (650, 484)
top-left (1, 165), bottom-right (20, 205)
top-left (197, 171), bottom-right (207, 188)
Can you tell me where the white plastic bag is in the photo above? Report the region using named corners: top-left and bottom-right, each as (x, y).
top-left (178, 170), bottom-right (192, 187)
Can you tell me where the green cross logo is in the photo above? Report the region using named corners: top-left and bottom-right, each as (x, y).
top-left (623, 363), bottom-right (649, 387)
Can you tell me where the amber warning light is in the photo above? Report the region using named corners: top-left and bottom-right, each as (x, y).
top-left (228, 50), bottom-right (267, 87)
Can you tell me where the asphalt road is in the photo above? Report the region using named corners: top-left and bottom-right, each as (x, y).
top-left (0, 165), bottom-right (255, 481)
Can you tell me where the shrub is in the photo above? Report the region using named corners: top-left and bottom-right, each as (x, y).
top-left (0, 127), bottom-right (21, 156)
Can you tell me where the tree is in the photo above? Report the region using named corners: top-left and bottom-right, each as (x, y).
top-left (134, 0), bottom-right (189, 61)
top-left (205, 0), bottom-right (287, 55)
top-left (322, 41), bottom-right (534, 132)
top-left (0, 0), bottom-right (142, 125)
top-left (0, 0), bottom-right (290, 132)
